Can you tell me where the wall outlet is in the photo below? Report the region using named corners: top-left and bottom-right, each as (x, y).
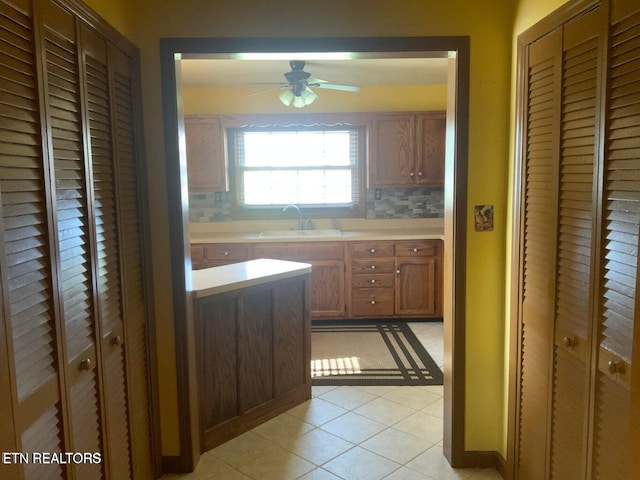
top-left (375, 189), bottom-right (382, 200)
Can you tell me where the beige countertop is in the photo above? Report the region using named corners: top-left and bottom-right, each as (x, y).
top-left (190, 218), bottom-right (444, 243)
top-left (191, 258), bottom-right (312, 298)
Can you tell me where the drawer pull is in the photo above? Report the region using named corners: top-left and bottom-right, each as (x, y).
top-left (112, 335), bottom-right (124, 346)
top-left (370, 279), bottom-right (376, 284)
top-left (370, 300), bottom-right (376, 305)
top-left (370, 248), bottom-right (376, 254)
top-left (608, 360), bottom-right (622, 375)
top-left (80, 358), bottom-right (92, 371)
top-left (412, 248), bottom-right (419, 252)
top-left (223, 251), bottom-right (229, 256)
top-left (562, 336), bottom-right (575, 348)
top-left (371, 265), bottom-right (376, 269)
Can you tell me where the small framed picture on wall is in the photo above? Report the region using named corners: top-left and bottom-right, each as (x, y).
top-left (474, 205), bottom-right (494, 232)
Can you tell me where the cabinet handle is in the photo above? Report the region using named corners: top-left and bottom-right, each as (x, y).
top-left (223, 251), bottom-right (229, 256)
top-left (370, 248), bottom-right (376, 254)
top-left (410, 171), bottom-right (415, 177)
top-left (396, 268), bottom-right (401, 275)
top-left (562, 336), bottom-right (575, 348)
top-left (370, 265), bottom-right (376, 269)
top-left (370, 300), bottom-right (376, 305)
top-left (80, 358), bottom-right (92, 371)
top-left (412, 248), bottom-right (419, 252)
top-left (608, 360), bottom-right (622, 375)
top-left (418, 171), bottom-right (423, 176)
top-left (370, 279), bottom-right (376, 284)
top-left (112, 335), bottom-right (124, 346)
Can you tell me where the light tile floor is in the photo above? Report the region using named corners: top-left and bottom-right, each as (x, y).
top-left (161, 321), bottom-right (502, 480)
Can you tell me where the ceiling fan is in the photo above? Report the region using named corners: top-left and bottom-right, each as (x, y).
top-left (255, 60), bottom-right (361, 108)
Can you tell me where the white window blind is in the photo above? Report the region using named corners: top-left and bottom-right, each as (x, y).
top-left (232, 127), bottom-right (361, 208)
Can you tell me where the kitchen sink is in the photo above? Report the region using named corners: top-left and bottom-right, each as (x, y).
top-left (258, 229), bottom-right (343, 238)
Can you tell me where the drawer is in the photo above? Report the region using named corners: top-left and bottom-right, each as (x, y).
top-left (191, 244), bottom-right (205, 262)
top-left (350, 241), bottom-right (395, 258)
top-left (351, 288), bottom-right (394, 316)
top-left (352, 273), bottom-right (394, 288)
top-left (395, 240), bottom-right (438, 257)
top-left (205, 244), bottom-right (249, 262)
top-left (254, 242), bottom-right (344, 261)
top-left (351, 258), bottom-right (395, 274)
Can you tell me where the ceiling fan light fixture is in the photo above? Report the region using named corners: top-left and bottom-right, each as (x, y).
top-left (292, 94), bottom-right (306, 108)
top-left (300, 86), bottom-right (318, 105)
top-left (279, 89), bottom-right (295, 106)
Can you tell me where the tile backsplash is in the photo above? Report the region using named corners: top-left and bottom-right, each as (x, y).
top-left (189, 187), bottom-right (444, 223)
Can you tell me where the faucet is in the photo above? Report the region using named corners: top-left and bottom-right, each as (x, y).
top-left (283, 204), bottom-right (304, 230)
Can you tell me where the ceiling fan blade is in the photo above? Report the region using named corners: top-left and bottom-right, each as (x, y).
top-left (248, 86), bottom-right (284, 96)
top-left (312, 83), bottom-right (361, 92)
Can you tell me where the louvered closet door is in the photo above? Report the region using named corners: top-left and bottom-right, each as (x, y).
top-left (0, 1), bottom-right (66, 478)
top-left (517, 28), bottom-right (562, 480)
top-left (39, 1), bottom-right (104, 478)
top-left (591, 1), bottom-right (640, 477)
top-left (81, 25), bottom-right (133, 479)
top-left (549, 7), bottom-right (605, 480)
top-left (110, 45), bottom-right (155, 480)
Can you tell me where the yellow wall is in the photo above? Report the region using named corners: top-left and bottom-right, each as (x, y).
top-left (81, 0), bottom-right (136, 40)
top-left (86, 0), bottom-right (517, 459)
top-left (182, 85), bottom-right (448, 115)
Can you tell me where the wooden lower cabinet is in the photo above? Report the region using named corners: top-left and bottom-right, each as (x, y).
top-left (253, 242), bottom-right (346, 319)
top-left (190, 238), bottom-right (442, 320)
top-left (309, 260), bottom-right (346, 318)
top-left (349, 239), bottom-right (442, 318)
top-left (395, 257), bottom-right (438, 316)
top-left (194, 276), bottom-right (311, 452)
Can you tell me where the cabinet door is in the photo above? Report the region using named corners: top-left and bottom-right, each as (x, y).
top-left (369, 114), bottom-right (415, 187)
top-left (415, 113), bottom-right (446, 187)
top-left (185, 116), bottom-right (227, 192)
top-left (310, 260), bottom-right (345, 318)
top-left (395, 257), bottom-right (437, 316)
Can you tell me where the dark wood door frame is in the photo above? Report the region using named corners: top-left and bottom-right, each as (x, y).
top-left (159, 36), bottom-right (470, 473)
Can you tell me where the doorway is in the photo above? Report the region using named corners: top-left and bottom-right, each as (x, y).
top-left (159, 36), bottom-right (469, 472)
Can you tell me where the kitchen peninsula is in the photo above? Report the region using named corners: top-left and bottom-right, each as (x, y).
top-left (191, 259), bottom-right (312, 452)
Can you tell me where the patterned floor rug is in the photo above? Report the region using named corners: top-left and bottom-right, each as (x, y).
top-left (311, 320), bottom-right (443, 386)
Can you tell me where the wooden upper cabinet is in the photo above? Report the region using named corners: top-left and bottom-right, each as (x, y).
top-left (369, 114), bottom-right (415, 187)
top-left (368, 112), bottom-right (445, 187)
top-left (415, 113), bottom-right (446, 187)
top-left (185, 115), bottom-right (228, 192)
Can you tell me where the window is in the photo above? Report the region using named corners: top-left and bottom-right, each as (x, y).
top-left (230, 125), bottom-right (363, 216)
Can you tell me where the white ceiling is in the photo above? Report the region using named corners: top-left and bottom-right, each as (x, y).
top-left (179, 57), bottom-right (450, 88)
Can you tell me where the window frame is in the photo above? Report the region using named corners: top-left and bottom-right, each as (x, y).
top-left (227, 119), bottom-right (366, 220)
